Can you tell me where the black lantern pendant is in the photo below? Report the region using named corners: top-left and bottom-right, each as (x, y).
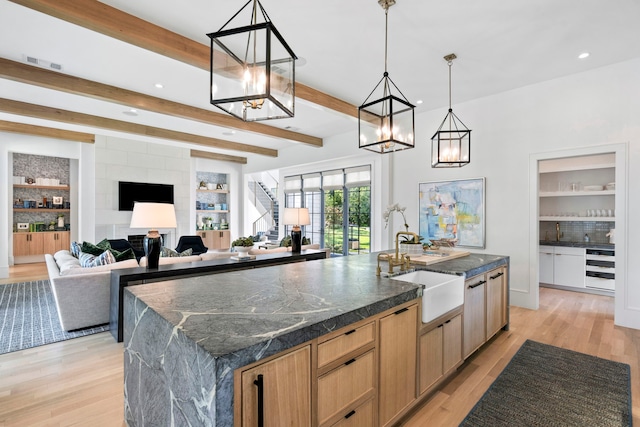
top-left (207, 0), bottom-right (297, 122)
top-left (358, 0), bottom-right (415, 154)
top-left (431, 54), bottom-right (471, 167)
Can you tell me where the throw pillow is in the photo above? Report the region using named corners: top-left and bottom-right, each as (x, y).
top-left (70, 241), bottom-right (81, 258)
top-left (79, 250), bottom-right (116, 268)
top-left (110, 247), bottom-right (136, 262)
top-left (81, 238), bottom-right (111, 256)
top-left (160, 247), bottom-right (193, 257)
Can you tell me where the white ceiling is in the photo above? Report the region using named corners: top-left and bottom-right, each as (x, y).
top-left (1, 0), bottom-right (640, 162)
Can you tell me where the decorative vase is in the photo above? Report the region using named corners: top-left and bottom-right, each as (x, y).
top-left (234, 246), bottom-right (251, 257)
top-left (57, 216), bottom-right (65, 228)
top-left (197, 215), bottom-right (204, 230)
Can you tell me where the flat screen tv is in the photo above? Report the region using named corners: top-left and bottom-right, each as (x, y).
top-left (118, 181), bottom-right (174, 211)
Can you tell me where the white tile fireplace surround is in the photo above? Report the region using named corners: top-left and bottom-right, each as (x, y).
top-left (111, 225), bottom-right (176, 250)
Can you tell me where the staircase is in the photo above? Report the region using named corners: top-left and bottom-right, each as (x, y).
top-left (248, 181), bottom-right (279, 242)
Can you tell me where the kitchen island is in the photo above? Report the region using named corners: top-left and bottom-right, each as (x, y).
top-left (123, 251), bottom-right (508, 426)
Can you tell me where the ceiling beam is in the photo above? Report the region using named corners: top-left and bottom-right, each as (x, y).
top-left (7, 0), bottom-right (358, 119)
top-left (0, 119), bottom-right (95, 143)
top-left (0, 98), bottom-right (278, 157)
top-left (191, 149), bottom-right (246, 165)
top-left (0, 58), bottom-right (321, 148)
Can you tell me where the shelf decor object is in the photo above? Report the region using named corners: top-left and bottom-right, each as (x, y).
top-left (419, 178), bottom-right (485, 248)
top-left (283, 207), bottom-right (310, 253)
top-left (207, 0), bottom-right (297, 122)
top-left (130, 202), bottom-right (177, 269)
top-left (431, 54), bottom-right (472, 168)
top-left (358, 0), bottom-right (415, 154)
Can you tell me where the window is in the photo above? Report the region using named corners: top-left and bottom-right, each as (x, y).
top-left (284, 165), bottom-right (371, 256)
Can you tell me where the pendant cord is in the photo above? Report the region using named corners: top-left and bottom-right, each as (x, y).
top-left (448, 60), bottom-right (452, 111)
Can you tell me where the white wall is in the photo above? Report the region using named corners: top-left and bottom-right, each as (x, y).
top-left (93, 136), bottom-right (192, 248)
top-left (248, 58), bottom-right (640, 330)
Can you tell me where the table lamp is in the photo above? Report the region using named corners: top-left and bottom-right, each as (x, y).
top-left (130, 202), bottom-right (177, 269)
top-left (283, 207), bottom-right (310, 253)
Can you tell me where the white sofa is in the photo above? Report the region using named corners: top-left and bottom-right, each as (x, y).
top-left (45, 250), bottom-right (139, 331)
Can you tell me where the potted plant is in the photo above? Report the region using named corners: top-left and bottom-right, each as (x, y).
top-left (232, 236), bottom-right (254, 256)
top-left (399, 234), bottom-right (425, 255)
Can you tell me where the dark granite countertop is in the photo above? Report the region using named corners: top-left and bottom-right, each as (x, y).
top-left (125, 252), bottom-right (421, 362)
top-left (539, 240), bottom-right (615, 249)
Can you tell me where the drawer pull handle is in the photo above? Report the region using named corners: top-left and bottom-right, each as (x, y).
top-left (437, 324), bottom-right (444, 328)
top-left (445, 319), bottom-right (451, 324)
top-left (344, 358), bottom-right (356, 366)
top-left (345, 410), bottom-right (356, 419)
top-left (469, 280), bottom-right (486, 289)
top-left (394, 307), bottom-right (409, 315)
top-left (344, 329), bottom-right (356, 335)
top-left (253, 374), bottom-right (264, 427)
top-left (490, 272), bottom-right (504, 279)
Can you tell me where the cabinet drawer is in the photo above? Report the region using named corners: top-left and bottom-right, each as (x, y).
top-left (554, 246), bottom-right (584, 256)
top-left (330, 398), bottom-right (374, 427)
top-left (317, 321), bottom-right (375, 368)
top-left (317, 350), bottom-right (375, 425)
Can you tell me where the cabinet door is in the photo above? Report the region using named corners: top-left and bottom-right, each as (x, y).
top-left (240, 346), bottom-right (311, 427)
top-left (43, 232), bottom-right (70, 254)
top-left (442, 314), bottom-right (462, 374)
top-left (419, 325), bottom-right (443, 395)
top-left (218, 230), bottom-right (231, 249)
top-left (378, 303), bottom-right (418, 427)
top-left (13, 233), bottom-right (30, 256)
top-left (539, 247), bottom-right (554, 284)
top-left (196, 231), bottom-right (213, 249)
top-left (463, 275), bottom-right (486, 359)
top-left (554, 252), bottom-right (585, 288)
top-left (486, 268), bottom-right (507, 339)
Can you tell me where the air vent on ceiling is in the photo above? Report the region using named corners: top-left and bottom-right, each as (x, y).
top-left (24, 55), bottom-right (63, 71)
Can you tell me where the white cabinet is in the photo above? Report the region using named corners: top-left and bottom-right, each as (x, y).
top-left (539, 246), bottom-right (585, 288)
top-left (539, 246), bottom-right (554, 284)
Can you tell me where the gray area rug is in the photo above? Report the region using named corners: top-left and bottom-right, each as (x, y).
top-left (0, 280), bottom-right (109, 355)
top-left (460, 339), bottom-right (632, 426)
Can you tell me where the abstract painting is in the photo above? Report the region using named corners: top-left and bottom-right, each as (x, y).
top-left (418, 177), bottom-right (485, 248)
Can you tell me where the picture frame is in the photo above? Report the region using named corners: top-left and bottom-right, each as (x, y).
top-left (53, 196), bottom-right (63, 205)
top-left (418, 177), bottom-right (486, 248)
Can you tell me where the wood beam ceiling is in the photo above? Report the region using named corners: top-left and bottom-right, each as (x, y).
top-left (0, 98), bottom-right (272, 158)
top-left (190, 149), bottom-right (246, 165)
top-left (7, 0), bottom-right (358, 119)
top-left (0, 58), bottom-right (321, 149)
top-left (0, 119), bottom-right (95, 143)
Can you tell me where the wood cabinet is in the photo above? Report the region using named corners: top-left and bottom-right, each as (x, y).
top-left (196, 230), bottom-right (230, 251)
top-left (464, 267), bottom-right (509, 359)
top-left (378, 303), bottom-right (418, 427)
top-left (239, 345), bottom-right (311, 427)
top-left (463, 274), bottom-right (487, 358)
top-left (14, 231), bottom-right (70, 258)
top-left (486, 268), bottom-right (508, 339)
top-left (13, 232), bottom-right (44, 256)
top-left (419, 312), bottom-right (462, 395)
top-left (43, 231), bottom-right (70, 254)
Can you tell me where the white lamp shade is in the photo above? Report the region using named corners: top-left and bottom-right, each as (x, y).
top-left (130, 202), bottom-right (177, 229)
top-left (283, 207), bottom-right (310, 226)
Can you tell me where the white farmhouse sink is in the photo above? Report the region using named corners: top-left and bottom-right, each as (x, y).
top-left (392, 271), bottom-right (464, 323)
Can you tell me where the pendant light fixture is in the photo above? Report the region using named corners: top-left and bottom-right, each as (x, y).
top-left (358, 0), bottom-right (415, 154)
top-left (207, 0), bottom-right (297, 122)
top-left (431, 54), bottom-right (471, 167)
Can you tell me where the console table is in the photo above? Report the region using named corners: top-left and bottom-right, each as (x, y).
top-left (109, 249), bottom-right (326, 342)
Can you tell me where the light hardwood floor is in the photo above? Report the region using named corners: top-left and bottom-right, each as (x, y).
top-left (1, 265), bottom-right (638, 426)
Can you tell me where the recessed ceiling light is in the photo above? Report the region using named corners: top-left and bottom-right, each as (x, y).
top-left (222, 130), bottom-right (236, 136)
top-left (578, 52), bottom-right (590, 59)
top-left (123, 108), bottom-right (138, 116)
top-left (416, 100), bottom-right (423, 105)
top-left (155, 83), bottom-right (164, 89)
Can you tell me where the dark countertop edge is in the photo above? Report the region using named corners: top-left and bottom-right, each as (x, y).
top-left (112, 249), bottom-right (325, 283)
top-left (539, 241), bottom-right (614, 249)
top-left (415, 253), bottom-right (510, 278)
